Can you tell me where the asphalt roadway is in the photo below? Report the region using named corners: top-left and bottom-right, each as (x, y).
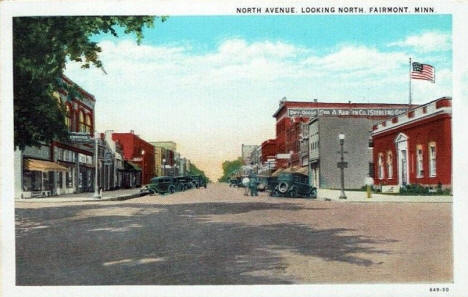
top-left (15, 183), bottom-right (452, 285)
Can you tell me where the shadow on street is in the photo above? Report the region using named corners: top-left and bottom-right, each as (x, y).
top-left (16, 201), bottom-right (395, 285)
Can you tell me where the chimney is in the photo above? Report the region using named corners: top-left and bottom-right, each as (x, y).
top-left (130, 130), bottom-right (134, 134)
top-left (314, 99), bottom-right (318, 103)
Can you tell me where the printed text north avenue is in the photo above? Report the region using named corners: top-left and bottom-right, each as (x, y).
top-left (236, 6), bottom-right (435, 14)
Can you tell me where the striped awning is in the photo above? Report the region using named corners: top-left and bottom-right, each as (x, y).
top-left (24, 159), bottom-right (68, 172)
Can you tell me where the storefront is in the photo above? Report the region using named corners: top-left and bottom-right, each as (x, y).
top-left (372, 97), bottom-right (452, 192)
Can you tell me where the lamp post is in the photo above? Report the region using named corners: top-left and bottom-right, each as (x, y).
top-left (93, 132), bottom-right (101, 199)
top-left (162, 158), bottom-right (166, 176)
top-left (141, 149), bottom-right (145, 185)
top-left (338, 133), bottom-right (347, 199)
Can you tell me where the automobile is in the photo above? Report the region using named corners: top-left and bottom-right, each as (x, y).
top-left (229, 178), bottom-right (238, 187)
top-left (256, 176), bottom-right (269, 191)
top-left (175, 176), bottom-right (194, 191)
top-left (190, 175), bottom-right (207, 188)
top-left (267, 176), bottom-right (279, 192)
top-left (270, 172), bottom-right (317, 198)
top-left (146, 176), bottom-right (177, 194)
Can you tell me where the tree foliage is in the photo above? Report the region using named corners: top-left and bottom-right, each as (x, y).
top-left (218, 157), bottom-right (243, 182)
top-left (14, 16), bottom-right (166, 149)
top-left (188, 163), bottom-right (211, 183)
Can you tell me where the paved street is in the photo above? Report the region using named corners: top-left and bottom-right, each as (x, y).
top-left (15, 183), bottom-right (452, 285)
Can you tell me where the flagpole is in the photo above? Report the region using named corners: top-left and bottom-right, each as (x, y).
top-left (409, 57), bottom-right (412, 107)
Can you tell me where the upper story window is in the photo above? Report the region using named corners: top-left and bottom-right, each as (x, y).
top-left (416, 145), bottom-right (424, 178)
top-left (65, 104), bottom-right (72, 131)
top-left (79, 111), bottom-right (85, 133)
top-left (429, 142), bottom-right (437, 177)
top-left (85, 114), bottom-right (92, 133)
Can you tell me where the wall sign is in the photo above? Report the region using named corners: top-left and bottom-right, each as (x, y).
top-left (288, 108), bottom-right (408, 118)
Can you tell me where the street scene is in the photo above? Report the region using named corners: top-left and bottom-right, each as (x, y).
top-left (16, 184), bottom-right (452, 285)
top-left (10, 13), bottom-right (453, 287)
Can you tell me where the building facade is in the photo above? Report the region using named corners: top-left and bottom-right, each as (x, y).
top-left (372, 97), bottom-right (452, 192)
top-left (241, 144), bottom-right (258, 165)
top-left (308, 117), bottom-right (376, 189)
top-left (15, 75), bottom-right (98, 198)
top-left (272, 98), bottom-right (414, 171)
top-left (112, 131), bottom-right (155, 185)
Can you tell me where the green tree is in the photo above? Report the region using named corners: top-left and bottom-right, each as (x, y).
top-left (188, 163), bottom-right (211, 183)
top-left (14, 16), bottom-right (167, 150)
top-left (218, 157), bottom-right (243, 182)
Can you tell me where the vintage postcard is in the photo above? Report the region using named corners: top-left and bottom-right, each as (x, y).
top-left (1, 0), bottom-right (467, 296)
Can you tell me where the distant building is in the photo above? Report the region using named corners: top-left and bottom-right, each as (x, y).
top-left (151, 141), bottom-right (177, 151)
top-left (241, 144), bottom-right (258, 165)
top-left (372, 97), bottom-right (452, 192)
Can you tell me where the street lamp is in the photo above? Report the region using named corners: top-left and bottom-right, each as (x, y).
top-left (141, 149), bottom-right (145, 185)
top-left (162, 158), bottom-right (166, 176)
top-left (93, 131), bottom-right (101, 199)
top-left (338, 133), bottom-right (347, 199)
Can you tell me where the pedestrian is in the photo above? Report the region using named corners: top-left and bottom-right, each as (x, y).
top-left (242, 176), bottom-right (250, 196)
top-left (249, 174), bottom-right (258, 197)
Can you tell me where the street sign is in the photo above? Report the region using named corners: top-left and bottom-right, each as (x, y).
top-left (337, 161), bottom-right (348, 168)
top-left (69, 132), bottom-right (92, 143)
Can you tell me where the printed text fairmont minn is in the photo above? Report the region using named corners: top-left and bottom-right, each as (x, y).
top-left (236, 6), bottom-right (435, 14)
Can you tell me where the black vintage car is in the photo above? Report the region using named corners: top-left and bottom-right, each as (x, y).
top-left (175, 176), bottom-right (195, 191)
top-left (145, 176), bottom-right (177, 194)
top-left (190, 175), bottom-right (207, 188)
top-left (271, 172), bottom-right (316, 198)
top-left (267, 176), bottom-right (279, 192)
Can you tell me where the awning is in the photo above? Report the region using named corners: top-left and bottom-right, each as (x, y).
top-left (123, 161), bottom-right (141, 171)
top-left (295, 166), bottom-right (308, 175)
top-left (24, 159), bottom-right (68, 172)
top-left (272, 168), bottom-right (285, 176)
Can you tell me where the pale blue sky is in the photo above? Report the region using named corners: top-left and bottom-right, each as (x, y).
top-left (66, 15), bottom-right (452, 179)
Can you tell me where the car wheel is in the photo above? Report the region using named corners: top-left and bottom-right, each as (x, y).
top-left (278, 182), bottom-right (288, 194)
top-left (168, 185), bottom-right (176, 194)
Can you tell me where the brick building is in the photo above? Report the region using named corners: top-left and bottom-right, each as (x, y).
top-left (372, 97), bottom-right (452, 192)
top-left (112, 131), bottom-right (155, 185)
top-left (272, 98), bottom-right (415, 169)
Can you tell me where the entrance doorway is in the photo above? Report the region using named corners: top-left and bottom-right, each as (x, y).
top-left (395, 133), bottom-right (409, 186)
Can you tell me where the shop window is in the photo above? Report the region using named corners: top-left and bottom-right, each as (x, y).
top-left (378, 153), bottom-right (384, 179)
top-left (23, 170), bottom-right (42, 191)
top-left (387, 151), bottom-right (393, 179)
top-left (57, 172), bottom-right (63, 187)
top-left (429, 142), bottom-right (437, 177)
top-left (416, 145), bottom-right (424, 178)
top-left (66, 168), bottom-right (73, 188)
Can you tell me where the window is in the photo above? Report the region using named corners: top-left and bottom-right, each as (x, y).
top-left (79, 111), bottom-right (85, 133)
top-left (65, 105), bottom-right (72, 130)
top-left (85, 114), bottom-right (92, 133)
top-left (66, 168), bottom-right (73, 188)
top-left (378, 153), bottom-right (384, 179)
top-left (416, 145), bottom-right (424, 178)
top-left (429, 142), bottom-right (437, 177)
top-left (387, 151), bottom-right (393, 179)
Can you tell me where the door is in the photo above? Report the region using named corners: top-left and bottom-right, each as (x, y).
top-left (395, 133), bottom-right (409, 186)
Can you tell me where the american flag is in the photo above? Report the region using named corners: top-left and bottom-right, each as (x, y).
top-left (411, 62), bottom-right (435, 82)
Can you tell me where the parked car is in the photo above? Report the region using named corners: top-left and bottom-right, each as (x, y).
top-left (175, 176), bottom-right (193, 191)
top-left (267, 176), bottom-right (279, 192)
top-left (271, 172), bottom-right (316, 198)
top-left (256, 176), bottom-right (269, 191)
top-left (146, 176), bottom-right (177, 194)
top-left (190, 175), bottom-right (207, 188)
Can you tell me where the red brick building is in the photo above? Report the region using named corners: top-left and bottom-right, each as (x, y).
top-left (112, 131), bottom-right (155, 184)
top-left (272, 99), bottom-right (414, 168)
top-left (371, 97), bottom-right (452, 191)
top-left (261, 139), bottom-right (277, 163)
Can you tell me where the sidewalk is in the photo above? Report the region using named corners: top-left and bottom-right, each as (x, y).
top-left (317, 189), bottom-right (452, 203)
top-left (15, 188), bottom-right (146, 203)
